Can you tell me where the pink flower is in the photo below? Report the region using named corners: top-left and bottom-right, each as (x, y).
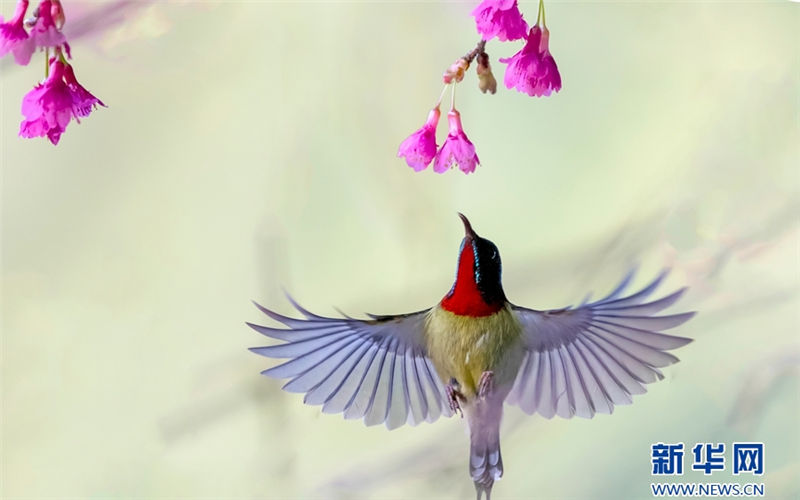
top-left (398, 107), bottom-right (441, 172)
top-left (50, 0), bottom-right (65, 30)
top-left (19, 58), bottom-right (104, 145)
top-left (433, 110), bottom-right (480, 174)
top-left (500, 25), bottom-right (561, 97)
top-left (0, 0), bottom-right (34, 65)
top-left (63, 63), bottom-right (105, 117)
top-left (472, 0), bottom-right (528, 42)
top-left (29, 0), bottom-right (66, 49)
top-left (19, 59), bottom-right (73, 144)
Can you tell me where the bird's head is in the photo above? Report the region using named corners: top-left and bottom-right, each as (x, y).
top-left (440, 213), bottom-right (506, 316)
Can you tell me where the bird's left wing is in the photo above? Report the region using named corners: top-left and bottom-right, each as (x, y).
top-left (507, 270), bottom-right (694, 419)
top-left (248, 298), bottom-right (452, 430)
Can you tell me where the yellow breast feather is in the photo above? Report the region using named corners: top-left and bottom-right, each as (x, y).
top-left (425, 304), bottom-right (524, 399)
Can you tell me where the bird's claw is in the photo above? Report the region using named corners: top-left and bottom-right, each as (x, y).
top-left (478, 371), bottom-right (494, 400)
top-left (446, 380), bottom-right (465, 418)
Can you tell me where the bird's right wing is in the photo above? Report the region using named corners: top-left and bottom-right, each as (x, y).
top-left (507, 270), bottom-right (694, 419)
top-left (248, 298), bottom-right (452, 430)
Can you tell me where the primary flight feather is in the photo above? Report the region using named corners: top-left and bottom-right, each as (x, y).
top-left (249, 213), bottom-right (694, 499)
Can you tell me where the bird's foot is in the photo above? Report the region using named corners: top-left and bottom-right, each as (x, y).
top-left (446, 379), bottom-right (465, 418)
top-left (478, 371), bottom-right (494, 399)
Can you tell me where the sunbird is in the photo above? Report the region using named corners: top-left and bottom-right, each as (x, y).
top-left (249, 214), bottom-right (694, 499)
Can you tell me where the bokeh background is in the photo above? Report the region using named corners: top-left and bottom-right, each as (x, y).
top-left (2, 0), bottom-right (798, 498)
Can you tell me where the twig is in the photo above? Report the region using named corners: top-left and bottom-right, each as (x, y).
top-left (463, 39), bottom-right (487, 64)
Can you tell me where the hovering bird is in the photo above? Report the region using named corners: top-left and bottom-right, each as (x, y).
top-left (249, 214), bottom-right (694, 499)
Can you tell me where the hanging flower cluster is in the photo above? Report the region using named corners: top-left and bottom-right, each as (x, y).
top-left (1, 0), bottom-right (104, 145)
top-left (473, 0), bottom-right (562, 97)
top-left (398, 0), bottom-right (560, 174)
top-left (397, 70), bottom-right (481, 175)
top-left (397, 51), bottom-right (483, 175)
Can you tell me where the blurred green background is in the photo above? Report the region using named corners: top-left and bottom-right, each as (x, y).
top-left (2, 1), bottom-right (798, 498)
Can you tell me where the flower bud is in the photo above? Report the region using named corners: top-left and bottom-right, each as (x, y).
top-left (50, 0), bottom-right (65, 30)
top-left (476, 52), bottom-right (497, 94)
top-left (443, 58), bottom-right (470, 84)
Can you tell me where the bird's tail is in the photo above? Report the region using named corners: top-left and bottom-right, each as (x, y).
top-left (467, 399), bottom-right (504, 500)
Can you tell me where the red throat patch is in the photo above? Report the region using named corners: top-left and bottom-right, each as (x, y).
top-left (440, 241), bottom-right (504, 317)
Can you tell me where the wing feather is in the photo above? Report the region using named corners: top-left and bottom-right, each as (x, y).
top-left (505, 351), bottom-right (529, 406)
top-left (576, 337), bottom-right (633, 405)
top-left (249, 328), bottom-right (352, 358)
top-left (386, 347), bottom-right (410, 430)
top-left (595, 288), bottom-right (686, 315)
top-left (555, 346), bottom-right (574, 418)
top-left (322, 342), bottom-right (376, 414)
top-left (343, 337), bottom-right (388, 420)
top-left (563, 344), bottom-right (595, 418)
top-left (569, 342), bottom-right (613, 415)
top-left (250, 300), bottom-right (449, 429)
top-left (405, 347), bottom-right (429, 424)
top-left (421, 358), bottom-right (450, 421)
top-left (589, 325), bottom-right (680, 368)
top-left (586, 328), bottom-right (663, 383)
top-left (538, 350), bottom-right (556, 419)
top-left (303, 340), bottom-right (367, 405)
top-left (595, 271), bottom-right (668, 308)
top-left (259, 335), bottom-right (353, 379)
top-left (509, 270), bottom-right (694, 419)
top-left (364, 338), bottom-right (395, 426)
top-left (523, 351), bottom-right (542, 414)
top-left (594, 313), bottom-right (695, 332)
top-left (282, 338), bottom-right (362, 394)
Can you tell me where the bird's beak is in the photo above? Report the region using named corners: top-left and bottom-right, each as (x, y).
top-left (458, 213), bottom-right (477, 240)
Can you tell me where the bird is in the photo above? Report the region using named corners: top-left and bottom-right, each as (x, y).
top-left (248, 213), bottom-right (695, 499)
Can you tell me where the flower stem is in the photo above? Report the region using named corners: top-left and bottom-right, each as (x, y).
top-left (463, 39), bottom-right (487, 65)
top-left (54, 46), bottom-right (67, 64)
top-left (44, 47), bottom-right (49, 77)
top-left (450, 81), bottom-right (456, 111)
top-left (434, 84), bottom-right (449, 108)
top-left (538, 0), bottom-right (546, 28)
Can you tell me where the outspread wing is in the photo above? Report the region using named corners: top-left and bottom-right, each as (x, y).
top-left (507, 270), bottom-right (694, 419)
top-left (248, 297), bottom-right (452, 430)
